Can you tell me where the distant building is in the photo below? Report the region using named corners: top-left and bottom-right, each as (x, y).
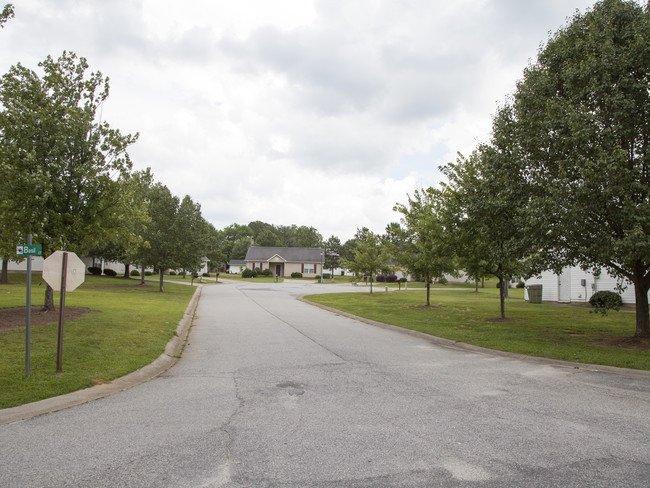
top-left (524, 267), bottom-right (642, 304)
top-left (245, 247), bottom-right (324, 278)
top-left (227, 259), bottom-right (247, 274)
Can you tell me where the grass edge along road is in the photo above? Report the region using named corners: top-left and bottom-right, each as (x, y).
top-left (305, 287), bottom-right (650, 371)
top-left (0, 275), bottom-right (196, 409)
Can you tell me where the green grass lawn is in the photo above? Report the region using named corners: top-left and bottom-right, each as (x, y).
top-left (305, 287), bottom-right (650, 371)
top-left (0, 274), bottom-right (196, 409)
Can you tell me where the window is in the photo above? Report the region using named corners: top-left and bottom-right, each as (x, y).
top-left (304, 264), bottom-right (315, 274)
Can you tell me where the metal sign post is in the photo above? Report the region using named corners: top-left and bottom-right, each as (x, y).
top-left (56, 252), bottom-right (68, 373)
top-left (25, 235), bottom-right (32, 377)
top-left (42, 250), bottom-right (85, 373)
top-left (17, 235), bottom-right (42, 378)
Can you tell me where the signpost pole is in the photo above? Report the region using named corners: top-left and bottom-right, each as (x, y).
top-left (25, 234), bottom-right (32, 378)
top-left (56, 252), bottom-right (68, 373)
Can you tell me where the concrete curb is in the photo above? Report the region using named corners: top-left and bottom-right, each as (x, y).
top-left (0, 285), bottom-right (203, 426)
top-left (298, 296), bottom-right (650, 378)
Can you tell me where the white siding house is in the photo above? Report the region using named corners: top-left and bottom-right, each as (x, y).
top-left (524, 267), bottom-right (640, 304)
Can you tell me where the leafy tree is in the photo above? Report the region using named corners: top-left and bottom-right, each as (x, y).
top-left (324, 235), bottom-right (342, 276)
top-left (219, 224), bottom-right (253, 261)
top-left (340, 238), bottom-right (358, 263)
top-left (87, 168), bottom-right (153, 278)
top-left (393, 187), bottom-right (457, 306)
top-left (255, 228), bottom-right (282, 247)
top-left (230, 237), bottom-right (252, 260)
top-left (204, 223), bottom-right (223, 272)
top-left (344, 229), bottom-right (387, 293)
top-left (0, 4), bottom-right (13, 28)
top-left (140, 183), bottom-right (181, 292)
top-left (0, 52), bottom-right (137, 308)
top-left (174, 194), bottom-right (211, 276)
top-left (275, 225), bottom-right (298, 247)
top-left (441, 134), bottom-right (531, 319)
top-left (294, 225), bottom-right (323, 248)
top-left (511, 0), bottom-right (650, 337)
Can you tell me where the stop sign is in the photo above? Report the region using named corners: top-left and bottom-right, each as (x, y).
top-left (42, 251), bottom-right (86, 292)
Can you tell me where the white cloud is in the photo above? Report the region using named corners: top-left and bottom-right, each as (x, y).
top-left (0, 0), bottom-right (600, 242)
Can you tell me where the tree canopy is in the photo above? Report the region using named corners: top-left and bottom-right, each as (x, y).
top-left (509, 0), bottom-right (650, 336)
top-left (393, 187), bottom-right (457, 306)
top-left (0, 52), bottom-right (138, 307)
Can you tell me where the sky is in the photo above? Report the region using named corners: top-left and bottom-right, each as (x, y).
top-left (0, 0), bottom-right (600, 242)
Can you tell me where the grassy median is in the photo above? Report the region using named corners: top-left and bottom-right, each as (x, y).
top-left (0, 274), bottom-right (196, 409)
top-left (305, 287), bottom-right (650, 371)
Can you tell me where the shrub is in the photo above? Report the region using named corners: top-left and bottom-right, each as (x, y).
top-left (103, 268), bottom-right (117, 277)
top-left (291, 272), bottom-right (303, 278)
top-left (323, 273), bottom-right (331, 279)
top-left (145, 271), bottom-right (153, 276)
top-left (437, 277), bottom-right (448, 285)
top-left (202, 272), bottom-right (210, 277)
top-left (169, 271), bottom-right (176, 276)
top-left (261, 269), bottom-right (273, 277)
top-left (516, 281), bottom-right (525, 288)
top-left (376, 275), bottom-right (386, 282)
top-left (88, 266), bottom-right (102, 276)
top-left (242, 268), bottom-right (255, 278)
top-left (400, 277), bottom-right (407, 283)
top-left (130, 269), bottom-right (140, 277)
top-left (315, 275), bottom-right (321, 281)
top-left (386, 275), bottom-right (398, 283)
top-left (589, 290), bottom-right (623, 315)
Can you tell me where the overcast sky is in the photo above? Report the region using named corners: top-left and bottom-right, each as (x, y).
top-left (1, 0), bottom-right (600, 241)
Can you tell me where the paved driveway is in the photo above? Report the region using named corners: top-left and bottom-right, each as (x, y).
top-left (1, 280), bottom-right (649, 487)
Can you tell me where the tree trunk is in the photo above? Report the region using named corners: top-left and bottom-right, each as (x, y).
top-left (475, 278), bottom-right (478, 293)
top-left (123, 263), bottom-right (130, 279)
top-left (499, 278), bottom-right (506, 319)
top-left (369, 275), bottom-right (373, 294)
top-left (426, 280), bottom-right (431, 307)
top-left (482, 277), bottom-right (485, 288)
top-left (633, 279), bottom-right (650, 338)
top-left (43, 283), bottom-right (55, 311)
top-left (0, 257), bottom-right (8, 284)
top-left (159, 269), bottom-right (165, 293)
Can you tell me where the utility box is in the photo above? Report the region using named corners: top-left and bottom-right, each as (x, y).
top-left (527, 284), bottom-right (543, 304)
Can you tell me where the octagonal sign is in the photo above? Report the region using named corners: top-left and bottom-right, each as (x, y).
top-left (42, 251), bottom-right (86, 292)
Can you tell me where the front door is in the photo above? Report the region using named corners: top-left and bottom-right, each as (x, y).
top-left (275, 264), bottom-right (282, 277)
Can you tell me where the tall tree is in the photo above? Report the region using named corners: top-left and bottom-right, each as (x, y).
top-left (344, 229), bottom-right (387, 293)
top-left (393, 188), bottom-right (457, 306)
top-left (174, 194), bottom-right (210, 277)
top-left (441, 138), bottom-right (531, 319)
top-left (88, 168), bottom-right (153, 278)
top-left (140, 183), bottom-right (181, 292)
top-left (0, 52), bottom-right (137, 308)
top-left (294, 225), bottom-right (323, 248)
top-left (324, 235), bottom-right (342, 276)
top-left (511, 0), bottom-right (650, 337)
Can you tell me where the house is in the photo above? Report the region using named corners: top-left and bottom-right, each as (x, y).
top-left (245, 246), bottom-right (324, 278)
top-left (227, 259), bottom-right (247, 274)
top-left (524, 266), bottom-right (641, 304)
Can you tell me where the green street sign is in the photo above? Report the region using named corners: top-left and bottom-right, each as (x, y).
top-left (16, 244), bottom-right (42, 256)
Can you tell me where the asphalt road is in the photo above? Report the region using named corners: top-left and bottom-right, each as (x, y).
top-left (1, 280), bottom-right (649, 487)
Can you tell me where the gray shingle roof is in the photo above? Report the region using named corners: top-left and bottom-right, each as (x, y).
top-left (245, 246), bottom-right (324, 263)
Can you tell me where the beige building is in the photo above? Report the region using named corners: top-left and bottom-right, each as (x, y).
top-left (245, 247), bottom-right (324, 278)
